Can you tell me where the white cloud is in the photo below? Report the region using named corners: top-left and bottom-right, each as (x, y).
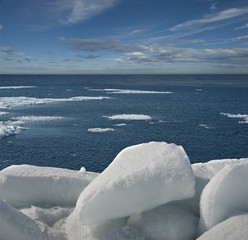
top-left (170, 8), bottom-right (248, 32)
top-left (0, 47), bottom-right (23, 56)
top-left (235, 23), bottom-right (248, 30)
top-left (129, 29), bottom-right (147, 36)
top-left (59, 0), bottom-right (120, 24)
top-left (0, 25), bottom-right (3, 30)
top-left (209, 2), bottom-right (218, 11)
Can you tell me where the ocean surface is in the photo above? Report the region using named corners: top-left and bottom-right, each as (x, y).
top-left (0, 74), bottom-right (247, 172)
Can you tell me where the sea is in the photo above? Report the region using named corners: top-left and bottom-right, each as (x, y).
top-left (0, 74), bottom-right (247, 173)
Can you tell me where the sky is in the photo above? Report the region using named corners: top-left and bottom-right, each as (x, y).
top-left (0, 0), bottom-right (248, 74)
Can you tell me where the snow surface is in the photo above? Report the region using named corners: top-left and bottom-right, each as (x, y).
top-left (66, 142), bottom-right (195, 226)
top-left (198, 162), bottom-right (248, 234)
top-left (197, 213), bottom-right (248, 240)
top-left (220, 112), bottom-right (248, 123)
top-left (0, 165), bottom-right (98, 207)
top-left (104, 114), bottom-right (152, 120)
top-left (0, 199), bottom-right (45, 240)
top-left (0, 96), bottom-right (110, 109)
top-left (127, 204), bottom-right (198, 240)
top-left (88, 128), bottom-right (115, 133)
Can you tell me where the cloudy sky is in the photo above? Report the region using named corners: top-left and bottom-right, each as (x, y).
top-left (0, 0), bottom-right (248, 74)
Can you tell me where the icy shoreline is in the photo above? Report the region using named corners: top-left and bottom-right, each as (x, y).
top-left (0, 142), bottom-right (247, 240)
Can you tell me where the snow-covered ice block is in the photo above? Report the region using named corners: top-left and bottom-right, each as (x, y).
top-left (172, 158), bottom-right (248, 216)
top-left (198, 162), bottom-right (248, 234)
top-left (0, 165), bottom-right (98, 207)
top-left (127, 204), bottom-right (198, 240)
top-left (197, 213), bottom-right (248, 240)
top-left (67, 142), bottom-right (195, 225)
top-left (66, 216), bottom-right (143, 240)
top-left (0, 198), bottom-right (46, 240)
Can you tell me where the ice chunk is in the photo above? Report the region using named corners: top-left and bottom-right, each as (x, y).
top-left (172, 158), bottom-right (248, 216)
top-left (127, 204), bottom-right (198, 240)
top-left (104, 114), bottom-right (152, 120)
top-left (0, 198), bottom-right (46, 240)
top-left (0, 86), bottom-right (36, 89)
top-left (220, 112), bottom-right (248, 123)
top-left (0, 165), bottom-right (98, 207)
top-left (0, 122), bottom-right (23, 138)
top-left (11, 116), bottom-right (64, 122)
top-left (67, 142), bottom-right (195, 225)
top-left (197, 213), bottom-right (248, 240)
top-left (198, 162), bottom-right (248, 234)
top-left (88, 128), bottom-right (115, 132)
top-left (66, 215), bottom-right (143, 240)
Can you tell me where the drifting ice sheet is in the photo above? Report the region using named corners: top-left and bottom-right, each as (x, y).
top-left (0, 199), bottom-right (45, 240)
top-left (198, 162), bottom-right (248, 234)
top-left (0, 165), bottom-right (98, 207)
top-left (104, 114), bottom-right (152, 120)
top-left (67, 142), bottom-right (195, 226)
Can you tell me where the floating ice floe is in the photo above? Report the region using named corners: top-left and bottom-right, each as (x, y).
top-left (88, 128), bottom-right (115, 133)
top-left (104, 114), bottom-right (152, 121)
top-left (0, 111), bottom-right (9, 116)
top-left (220, 112), bottom-right (248, 123)
top-left (11, 116), bottom-right (64, 123)
top-left (114, 123), bottom-right (126, 127)
top-left (0, 122), bottom-right (23, 138)
top-left (0, 199), bottom-right (45, 240)
top-left (197, 213), bottom-right (248, 240)
top-left (88, 88), bottom-right (172, 94)
top-left (0, 165), bottom-right (98, 207)
top-left (66, 142), bottom-right (195, 227)
top-left (0, 96), bottom-right (110, 109)
top-left (198, 124), bottom-right (212, 129)
top-left (0, 86), bottom-right (36, 89)
top-left (198, 162), bottom-right (248, 234)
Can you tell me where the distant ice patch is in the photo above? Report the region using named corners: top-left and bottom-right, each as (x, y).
top-left (0, 96), bottom-right (110, 109)
top-left (0, 112), bottom-right (9, 116)
top-left (198, 124), bottom-right (212, 129)
top-left (89, 88), bottom-right (172, 94)
top-left (88, 128), bottom-right (115, 133)
top-left (104, 114), bottom-right (152, 121)
top-left (0, 123), bottom-right (23, 138)
top-left (0, 86), bottom-right (36, 89)
top-left (114, 123), bottom-right (126, 127)
top-left (11, 116), bottom-right (63, 123)
top-left (220, 112), bottom-right (248, 123)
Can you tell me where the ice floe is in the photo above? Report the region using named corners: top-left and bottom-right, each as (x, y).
top-left (0, 111), bottom-right (9, 116)
top-left (114, 123), bottom-right (126, 126)
top-left (0, 165), bottom-right (98, 207)
top-left (88, 88), bottom-right (172, 94)
top-left (0, 86), bottom-right (36, 89)
top-left (0, 96), bottom-right (110, 109)
top-left (11, 116), bottom-right (64, 123)
top-left (0, 122), bottom-right (23, 138)
top-left (104, 114), bottom-right (152, 120)
top-left (88, 128), bottom-right (115, 133)
top-left (220, 112), bottom-right (248, 123)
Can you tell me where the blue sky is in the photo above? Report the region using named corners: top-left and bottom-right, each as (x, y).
top-left (0, 0), bottom-right (248, 74)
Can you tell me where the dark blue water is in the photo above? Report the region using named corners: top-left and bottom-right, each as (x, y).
top-left (0, 75), bottom-right (248, 172)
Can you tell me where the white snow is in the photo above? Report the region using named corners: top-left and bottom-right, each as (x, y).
top-left (88, 128), bottom-right (115, 133)
top-left (104, 114), bottom-right (152, 120)
top-left (0, 96), bottom-right (110, 109)
top-left (0, 86), bottom-right (36, 89)
top-left (11, 116), bottom-right (64, 123)
top-left (0, 198), bottom-right (45, 240)
top-left (88, 88), bottom-right (172, 94)
top-left (0, 165), bottom-right (98, 207)
top-left (127, 204), bottom-right (198, 240)
top-left (197, 213), bottom-right (248, 240)
top-left (66, 142), bottom-right (195, 226)
top-left (220, 112), bottom-right (248, 123)
top-left (198, 162), bottom-right (248, 234)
